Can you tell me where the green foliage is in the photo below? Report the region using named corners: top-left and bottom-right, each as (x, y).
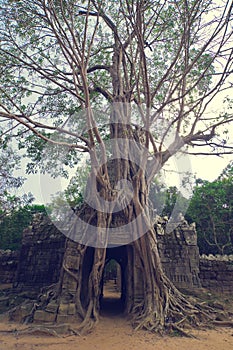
top-left (0, 139), bottom-right (34, 215)
top-left (0, 0), bottom-right (232, 221)
top-left (149, 178), bottom-right (167, 215)
top-left (0, 204), bottom-right (46, 250)
top-left (186, 163), bottom-right (233, 255)
top-left (218, 160), bottom-right (233, 180)
top-left (0, 133), bottom-right (44, 250)
top-left (18, 132), bottom-right (81, 178)
top-left (0, 2), bottom-right (231, 159)
top-left (104, 259), bottom-right (118, 280)
top-left (150, 179), bottom-right (189, 219)
top-left (161, 186), bottom-right (189, 219)
top-left (48, 163), bottom-right (90, 220)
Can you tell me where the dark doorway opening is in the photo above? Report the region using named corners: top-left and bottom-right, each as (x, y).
top-left (100, 259), bottom-right (123, 316)
top-left (100, 246), bottom-right (128, 316)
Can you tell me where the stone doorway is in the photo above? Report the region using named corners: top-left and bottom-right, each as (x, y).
top-left (100, 246), bottom-right (128, 315)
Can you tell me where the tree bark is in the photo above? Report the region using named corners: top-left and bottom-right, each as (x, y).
top-left (37, 148), bottom-right (215, 335)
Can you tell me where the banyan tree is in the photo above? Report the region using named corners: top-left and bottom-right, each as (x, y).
top-left (0, 0), bottom-right (233, 334)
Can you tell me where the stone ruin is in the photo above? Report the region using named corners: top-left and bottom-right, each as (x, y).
top-left (0, 249), bottom-right (19, 285)
top-left (13, 214), bottom-right (66, 291)
top-left (1, 213), bottom-right (201, 291)
top-left (199, 254), bottom-right (233, 294)
top-left (0, 213), bottom-right (232, 301)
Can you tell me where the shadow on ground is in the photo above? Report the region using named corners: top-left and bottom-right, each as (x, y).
top-left (100, 280), bottom-right (124, 316)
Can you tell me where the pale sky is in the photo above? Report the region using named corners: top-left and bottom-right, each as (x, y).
top-left (15, 107), bottom-right (233, 204)
top-left (14, 98), bottom-right (233, 204)
top-left (15, 150), bottom-right (232, 205)
top-left (2, 0), bottom-right (232, 206)
top-left (14, 70), bottom-right (233, 204)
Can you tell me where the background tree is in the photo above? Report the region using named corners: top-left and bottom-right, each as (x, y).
top-left (0, 0), bottom-right (233, 333)
top-left (187, 161), bottom-right (233, 255)
top-left (0, 137), bottom-right (34, 219)
top-left (161, 186), bottom-right (189, 219)
top-left (0, 204), bottom-right (46, 250)
top-left (149, 181), bottom-right (190, 219)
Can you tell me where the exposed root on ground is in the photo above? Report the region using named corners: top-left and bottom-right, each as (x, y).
top-left (212, 320), bottom-right (233, 327)
top-left (0, 324), bottom-right (80, 337)
top-left (130, 276), bottom-right (231, 336)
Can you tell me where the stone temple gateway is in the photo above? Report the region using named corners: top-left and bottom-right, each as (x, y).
top-left (13, 214), bottom-right (200, 293)
top-left (1, 213), bottom-right (233, 323)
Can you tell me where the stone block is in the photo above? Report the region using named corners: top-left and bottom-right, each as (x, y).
top-left (226, 264), bottom-right (233, 271)
top-left (56, 314), bottom-right (70, 323)
top-left (45, 301), bottom-right (59, 313)
top-left (34, 310), bottom-right (56, 323)
top-left (65, 256), bottom-right (80, 270)
top-left (0, 296), bottom-right (9, 305)
top-left (58, 303), bottom-right (69, 315)
top-left (68, 303), bottom-right (76, 315)
top-left (220, 274), bottom-right (233, 281)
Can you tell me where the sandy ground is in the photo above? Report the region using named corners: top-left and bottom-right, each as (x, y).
top-left (0, 281), bottom-right (233, 350)
top-left (0, 316), bottom-right (232, 350)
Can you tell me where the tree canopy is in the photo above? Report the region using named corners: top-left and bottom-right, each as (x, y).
top-left (0, 0), bottom-right (232, 168)
top-left (0, 204), bottom-right (46, 250)
top-left (0, 140), bottom-right (34, 218)
top-left (0, 0), bottom-right (233, 334)
top-left (187, 161), bottom-right (233, 255)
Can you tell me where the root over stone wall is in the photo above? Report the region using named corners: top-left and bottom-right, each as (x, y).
top-left (0, 214), bottom-right (232, 295)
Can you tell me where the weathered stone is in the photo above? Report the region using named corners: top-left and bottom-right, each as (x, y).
top-left (45, 301), bottom-right (59, 313)
top-left (34, 310), bottom-right (56, 323)
top-left (56, 314), bottom-right (70, 323)
top-left (13, 213), bottom-right (66, 291)
top-left (2, 213), bottom-right (233, 299)
top-left (9, 215), bottom-right (202, 293)
top-left (0, 250), bottom-right (19, 283)
top-left (9, 302), bottom-right (34, 322)
top-left (156, 220), bottom-right (201, 290)
top-left (58, 303), bottom-right (69, 315)
top-left (68, 303), bottom-right (76, 315)
top-left (199, 256), bottom-right (233, 293)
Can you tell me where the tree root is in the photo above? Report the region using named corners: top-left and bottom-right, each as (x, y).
top-left (73, 299), bottom-right (99, 335)
top-left (130, 280), bottom-right (230, 336)
top-left (75, 319), bottom-right (97, 335)
top-left (14, 326), bottom-right (61, 337)
top-left (212, 320), bottom-right (233, 327)
top-left (0, 324), bottom-right (80, 337)
top-left (171, 324), bottom-right (197, 338)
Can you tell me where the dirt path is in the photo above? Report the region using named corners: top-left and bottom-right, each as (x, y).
top-left (0, 281), bottom-right (232, 350)
top-left (0, 317), bottom-right (233, 350)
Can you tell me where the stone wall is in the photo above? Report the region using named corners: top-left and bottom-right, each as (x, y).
top-left (2, 213), bottom-right (232, 295)
top-left (11, 214), bottom-right (201, 292)
top-left (0, 250), bottom-right (19, 284)
top-left (200, 255), bottom-right (233, 294)
top-left (13, 213), bottom-right (66, 291)
top-left (156, 219), bottom-right (201, 290)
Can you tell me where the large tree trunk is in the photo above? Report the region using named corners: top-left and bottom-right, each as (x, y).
top-left (36, 143), bottom-right (214, 335)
